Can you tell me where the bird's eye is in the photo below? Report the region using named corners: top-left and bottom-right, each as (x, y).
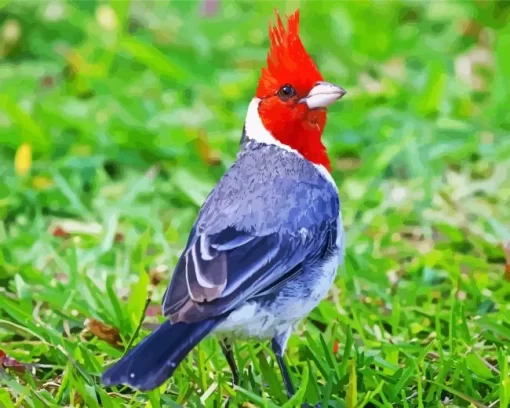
top-left (277, 84), bottom-right (296, 100)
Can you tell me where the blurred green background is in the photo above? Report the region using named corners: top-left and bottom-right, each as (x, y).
top-left (1, 0), bottom-right (509, 407)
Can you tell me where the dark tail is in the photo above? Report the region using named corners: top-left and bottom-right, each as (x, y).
top-left (102, 317), bottom-right (224, 391)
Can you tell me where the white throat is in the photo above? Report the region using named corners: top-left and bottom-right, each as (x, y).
top-left (243, 98), bottom-right (337, 189)
top-left (244, 98), bottom-right (297, 153)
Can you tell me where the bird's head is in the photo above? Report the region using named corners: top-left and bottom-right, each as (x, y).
top-left (244, 9), bottom-right (345, 172)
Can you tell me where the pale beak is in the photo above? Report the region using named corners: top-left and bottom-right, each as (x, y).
top-left (300, 81), bottom-right (346, 110)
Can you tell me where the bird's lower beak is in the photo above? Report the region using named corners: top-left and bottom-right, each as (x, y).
top-left (301, 81), bottom-right (346, 110)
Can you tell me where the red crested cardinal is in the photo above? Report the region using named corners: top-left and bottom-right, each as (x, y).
top-left (102, 9), bottom-right (346, 403)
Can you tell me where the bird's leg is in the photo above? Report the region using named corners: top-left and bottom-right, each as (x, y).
top-left (219, 339), bottom-right (239, 388)
top-left (271, 329), bottom-right (295, 398)
top-left (271, 331), bottom-right (321, 408)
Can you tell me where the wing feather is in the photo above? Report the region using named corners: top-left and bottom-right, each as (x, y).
top-left (161, 144), bottom-right (341, 323)
top-left (163, 224), bottom-right (333, 323)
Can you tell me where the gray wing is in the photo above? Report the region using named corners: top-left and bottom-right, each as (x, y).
top-left (162, 144), bottom-right (340, 323)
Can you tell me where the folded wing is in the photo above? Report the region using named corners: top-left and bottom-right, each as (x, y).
top-left (162, 149), bottom-right (340, 324)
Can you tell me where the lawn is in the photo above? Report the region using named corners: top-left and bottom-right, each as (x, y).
top-left (1, 0), bottom-right (509, 407)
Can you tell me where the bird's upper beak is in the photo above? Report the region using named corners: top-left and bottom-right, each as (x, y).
top-left (301, 81), bottom-right (346, 110)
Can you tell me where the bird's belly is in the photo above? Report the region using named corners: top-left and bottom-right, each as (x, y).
top-left (215, 252), bottom-right (339, 340)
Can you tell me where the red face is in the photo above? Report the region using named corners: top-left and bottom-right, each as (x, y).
top-left (255, 10), bottom-right (332, 171)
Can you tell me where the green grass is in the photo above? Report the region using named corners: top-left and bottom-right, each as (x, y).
top-left (1, 0), bottom-right (510, 407)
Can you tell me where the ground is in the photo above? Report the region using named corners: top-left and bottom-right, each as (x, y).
top-left (0, 1), bottom-right (509, 407)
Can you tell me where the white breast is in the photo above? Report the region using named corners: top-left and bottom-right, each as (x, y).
top-left (214, 250), bottom-right (340, 340)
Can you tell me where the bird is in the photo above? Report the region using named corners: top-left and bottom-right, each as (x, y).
top-left (102, 8), bottom-right (346, 404)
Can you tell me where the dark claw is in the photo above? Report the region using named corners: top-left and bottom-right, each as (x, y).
top-left (219, 339), bottom-right (239, 408)
top-left (271, 337), bottom-right (296, 398)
